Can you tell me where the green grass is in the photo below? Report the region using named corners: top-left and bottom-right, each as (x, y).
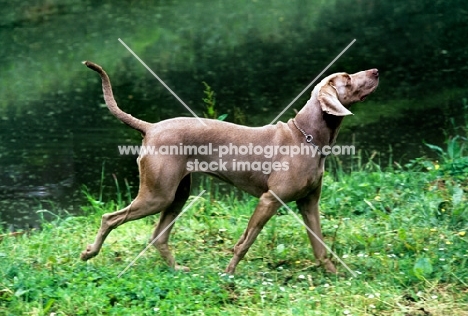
top-left (1, 156), bottom-right (467, 315)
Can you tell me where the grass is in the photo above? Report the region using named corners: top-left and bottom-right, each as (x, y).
top-left (0, 152), bottom-right (467, 315)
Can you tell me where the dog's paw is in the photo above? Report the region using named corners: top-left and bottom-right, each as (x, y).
top-left (80, 252), bottom-right (90, 261)
top-left (322, 259), bottom-right (338, 274)
top-left (80, 245), bottom-right (96, 261)
top-left (174, 264), bottom-right (190, 272)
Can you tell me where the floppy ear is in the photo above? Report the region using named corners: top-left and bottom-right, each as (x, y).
top-left (318, 82), bottom-right (353, 116)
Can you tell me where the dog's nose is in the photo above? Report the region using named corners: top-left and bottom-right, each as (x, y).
top-left (371, 68), bottom-right (379, 78)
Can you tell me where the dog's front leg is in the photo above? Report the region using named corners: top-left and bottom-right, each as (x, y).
top-left (296, 182), bottom-right (337, 274)
top-left (225, 191), bottom-right (280, 274)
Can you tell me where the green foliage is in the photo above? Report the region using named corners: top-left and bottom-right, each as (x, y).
top-left (422, 98), bottom-right (468, 181)
top-left (202, 82), bottom-right (227, 121)
top-left (80, 163), bottom-right (133, 217)
top-left (233, 106), bottom-right (247, 125)
top-left (413, 257), bottom-right (433, 280)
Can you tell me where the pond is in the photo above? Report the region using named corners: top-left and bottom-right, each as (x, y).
top-left (0, 0), bottom-right (466, 229)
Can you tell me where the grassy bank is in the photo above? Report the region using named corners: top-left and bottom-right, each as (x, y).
top-left (1, 152), bottom-right (467, 315)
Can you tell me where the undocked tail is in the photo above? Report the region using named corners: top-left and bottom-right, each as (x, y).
top-left (83, 61), bottom-right (151, 135)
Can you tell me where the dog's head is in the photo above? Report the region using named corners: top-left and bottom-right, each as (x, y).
top-left (317, 69), bottom-right (379, 116)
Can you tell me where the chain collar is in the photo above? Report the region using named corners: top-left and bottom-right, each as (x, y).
top-left (292, 119), bottom-right (329, 157)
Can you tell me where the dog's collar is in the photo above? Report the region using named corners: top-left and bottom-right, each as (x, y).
top-left (292, 119), bottom-right (329, 157)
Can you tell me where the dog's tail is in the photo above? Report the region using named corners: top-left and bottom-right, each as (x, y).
top-left (83, 61), bottom-right (151, 135)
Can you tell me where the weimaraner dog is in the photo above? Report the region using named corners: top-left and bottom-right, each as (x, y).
top-left (81, 61), bottom-right (379, 274)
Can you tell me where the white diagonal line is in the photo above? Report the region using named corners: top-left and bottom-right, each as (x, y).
top-left (118, 38), bottom-right (207, 126)
top-left (269, 39), bottom-right (356, 124)
top-left (117, 190), bottom-right (206, 277)
top-left (269, 190), bottom-right (357, 277)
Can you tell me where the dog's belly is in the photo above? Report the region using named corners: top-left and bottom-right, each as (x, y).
top-left (202, 169), bottom-right (270, 198)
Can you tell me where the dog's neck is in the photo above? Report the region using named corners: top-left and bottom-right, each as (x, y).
top-left (293, 96), bottom-right (345, 147)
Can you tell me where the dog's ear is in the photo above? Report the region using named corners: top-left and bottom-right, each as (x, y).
top-left (318, 81), bottom-right (353, 116)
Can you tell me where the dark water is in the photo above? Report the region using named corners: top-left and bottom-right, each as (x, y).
top-left (0, 0), bottom-right (466, 229)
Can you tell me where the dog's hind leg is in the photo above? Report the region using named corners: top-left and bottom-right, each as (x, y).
top-left (80, 157), bottom-right (181, 261)
top-left (80, 192), bottom-right (175, 261)
top-left (151, 174), bottom-right (192, 271)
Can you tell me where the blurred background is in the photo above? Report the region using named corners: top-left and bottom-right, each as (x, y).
top-left (0, 0), bottom-right (467, 229)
